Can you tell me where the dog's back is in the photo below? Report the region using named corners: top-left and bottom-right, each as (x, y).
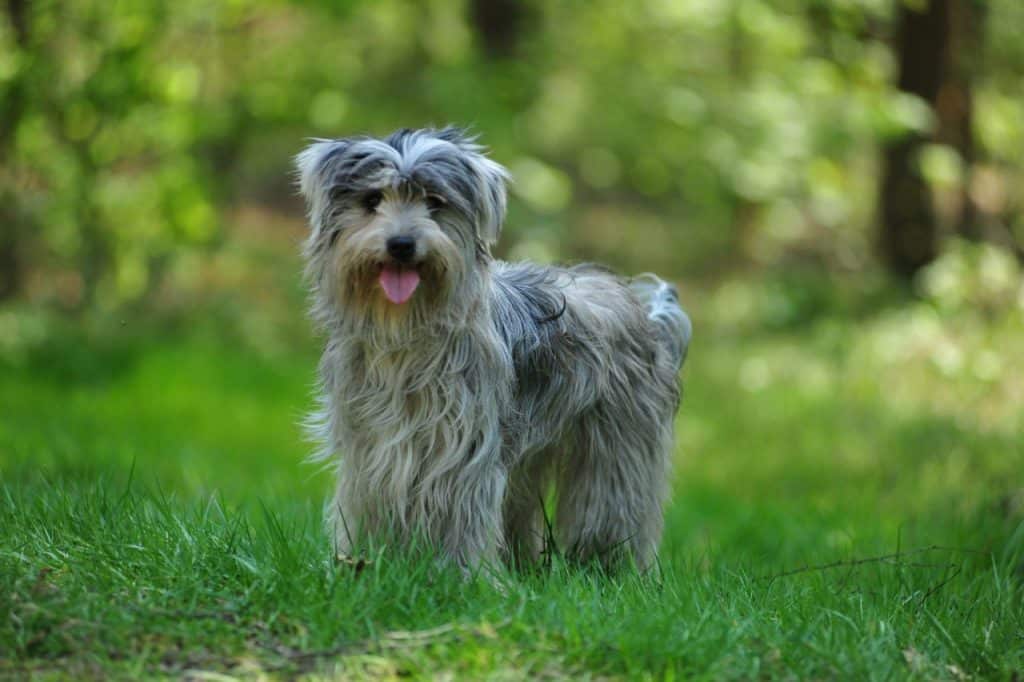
top-left (490, 264), bottom-right (690, 383)
top-left (487, 261), bottom-right (689, 568)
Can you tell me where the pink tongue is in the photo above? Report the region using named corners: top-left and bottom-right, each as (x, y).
top-left (379, 265), bottom-right (421, 304)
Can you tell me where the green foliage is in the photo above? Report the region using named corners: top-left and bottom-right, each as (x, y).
top-left (3, 0), bottom-right (1024, 311)
top-left (1, 1), bottom-right (225, 308)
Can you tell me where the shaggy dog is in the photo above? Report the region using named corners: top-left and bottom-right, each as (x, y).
top-left (295, 127), bottom-right (691, 571)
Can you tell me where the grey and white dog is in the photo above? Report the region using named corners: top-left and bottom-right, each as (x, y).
top-left (296, 127), bottom-right (691, 571)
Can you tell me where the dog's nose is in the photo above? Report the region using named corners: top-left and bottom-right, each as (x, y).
top-left (386, 236), bottom-right (417, 263)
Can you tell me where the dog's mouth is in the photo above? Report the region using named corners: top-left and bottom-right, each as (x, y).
top-left (378, 263), bottom-right (421, 304)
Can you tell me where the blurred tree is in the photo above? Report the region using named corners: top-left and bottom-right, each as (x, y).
top-left (0, 0), bottom-right (29, 301)
top-left (0, 1), bottom-right (232, 310)
top-left (469, 0), bottom-right (535, 58)
top-left (2, 0), bottom-right (1023, 315)
top-left (879, 0), bottom-right (950, 278)
top-left (939, 0), bottom-right (985, 242)
top-left (879, 0), bottom-right (990, 279)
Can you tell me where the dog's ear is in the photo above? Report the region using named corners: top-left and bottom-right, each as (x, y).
top-left (295, 139), bottom-right (351, 227)
top-left (439, 128), bottom-right (510, 247)
top-left (465, 151), bottom-right (509, 247)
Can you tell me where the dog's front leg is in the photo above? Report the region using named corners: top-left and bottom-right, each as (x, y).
top-left (326, 467), bottom-right (362, 558)
top-left (434, 459), bottom-right (508, 571)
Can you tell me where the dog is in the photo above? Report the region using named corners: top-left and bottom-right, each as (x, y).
top-left (295, 127), bottom-right (691, 571)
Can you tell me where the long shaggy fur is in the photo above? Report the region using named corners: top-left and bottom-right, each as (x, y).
top-left (296, 127), bottom-right (691, 570)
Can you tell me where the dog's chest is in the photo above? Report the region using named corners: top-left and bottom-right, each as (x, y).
top-left (333, 343), bottom-right (476, 454)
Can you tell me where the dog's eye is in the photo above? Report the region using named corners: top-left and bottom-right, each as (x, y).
top-left (362, 190), bottom-right (383, 212)
top-left (425, 194), bottom-right (447, 213)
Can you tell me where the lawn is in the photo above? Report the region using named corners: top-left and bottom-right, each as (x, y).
top-left (1, 270), bottom-right (1022, 679)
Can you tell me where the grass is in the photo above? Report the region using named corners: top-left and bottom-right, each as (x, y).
top-left (1, 276), bottom-right (1023, 679)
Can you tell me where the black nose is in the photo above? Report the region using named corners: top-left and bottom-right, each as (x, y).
top-left (386, 236), bottom-right (416, 263)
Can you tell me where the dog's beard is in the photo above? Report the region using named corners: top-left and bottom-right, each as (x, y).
top-left (327, 246), bottom-right (472, 338)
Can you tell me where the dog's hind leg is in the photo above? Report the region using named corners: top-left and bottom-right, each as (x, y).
top-left (502, 451), bottom-right (554, 569)
top-left (555, 399), bottom-right (673, 570)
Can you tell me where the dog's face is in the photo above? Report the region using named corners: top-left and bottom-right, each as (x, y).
top-left (296, 128), bottom-right (508, 321)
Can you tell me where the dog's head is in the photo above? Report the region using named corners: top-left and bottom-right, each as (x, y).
top-left (296, 127), bottom-right (508, 324)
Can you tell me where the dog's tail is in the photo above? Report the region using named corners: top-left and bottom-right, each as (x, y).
top-left (629, 274), bottom-right (692, 370)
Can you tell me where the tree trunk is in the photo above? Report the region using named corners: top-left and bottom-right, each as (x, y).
top-left (0, 0), bottom-right (30, 301)
top-left (879, 0), bottom-right (950, 278)
top-left (879, 0), bottom-right (986, 278)
top-left (937, 0), bottom-right (985, 241)
top-left (468, 0), bottom-right (532, 59)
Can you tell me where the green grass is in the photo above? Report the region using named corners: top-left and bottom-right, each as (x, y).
top-left (1, 297), bottom-right (1023, 679)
